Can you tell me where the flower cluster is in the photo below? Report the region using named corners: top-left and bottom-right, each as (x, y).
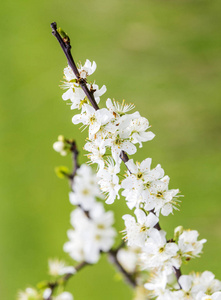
top-left (60, 58), bottom-right (221, 299)
top-left (64, 164), bottom-right (116, 264)
top-left (145, 271), bottom-right (221, 300)
top-left (122, 158), bottom-right (179, 215)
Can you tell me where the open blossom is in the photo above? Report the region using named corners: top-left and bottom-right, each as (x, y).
top-left (176, 272), bottom-right (221, 299)
top-left (106, 98), bottom-right (135, 115)
top-left (64, 203), bottom-right (116, 264)
top-left (140, 229), bottom-right (181, 274)
top-left (48, 258), bottom-right (76, 276)
top-left (105, 131), bottom-right (137, 164)
top-left (144, 271), bottom-right (171, 299)
top-left (121, 158), bottom-right (165, 210)
top-left (54, 292), bottom-right (74, 300)
top-left (145, 271), bottom-right (221, 300)
top-left (97, 157), bottom-right (121, 204)
top-left (196, 291), bottom-right (221, 300)
top-left (192, 271), bottom-right (221, 296)
top-left (120, 115), bottom-right (155, 148)
top-left (88, 202), bottom-right (116, 252)
top-left (72, 104), bottom-right (114, 139)
top-left (18, 288), bottom-right (39, 300)
top-left (84, 139), bottom-right (106, 170)
top-left (61, 61), bottom-right (106, 110)
top-left (178, 229), bottom-right (207, 259)
top-left (69, 164), bottom-right (102, 210)
top-left (122, 209), bottom-right (159, 247)
top-left (78, 59), bottom-right (96, 78)
top-left (144, 176), bottom-right (180, 216)
top-left (122, 158), bottom-right (164, 191)
top-left (61, 65), bottom-right (79, 102)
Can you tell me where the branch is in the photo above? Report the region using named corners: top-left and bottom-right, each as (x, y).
top-left (65, 139), bottom-right (80, 181)
top-left (45, 261), bottom-right (89, 300)
top-left (51, 22), bottom-right (182, 286)
top-left (173, 267), bottom-right (182, 289)
top-left (108, 248), bottom-right (137, 288)
top-left (45, 243), bottom-right (136, 300)
top-left (51, 22), bottom-right (99, 111)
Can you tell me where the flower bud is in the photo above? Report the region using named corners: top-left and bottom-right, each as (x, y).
top-left (174, 226), bottom-right (184, 241)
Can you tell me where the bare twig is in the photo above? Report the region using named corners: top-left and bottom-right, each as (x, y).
top-left (108, 249), bottom-right (137, 288)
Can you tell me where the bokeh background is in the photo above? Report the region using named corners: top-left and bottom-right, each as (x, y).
top-left (0, 0), bottom-right (221, 299)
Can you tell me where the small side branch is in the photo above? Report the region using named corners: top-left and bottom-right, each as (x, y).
top-left (45, 261), bottom-right (89, 300)
top-left (108, 249), bottom-right (137, 288)
top-left (173, 267), bottom-right (182, 288)
top-left (66, 139), bottom-right (80, 180)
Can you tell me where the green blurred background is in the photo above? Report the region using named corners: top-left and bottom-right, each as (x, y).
top-left (0, 0), bottom-right (221, 299)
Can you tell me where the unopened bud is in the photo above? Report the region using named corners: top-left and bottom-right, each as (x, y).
top-left (58, 28), bottom-right (70, 43)
top-left (174, 226), bottom-right (184, 241)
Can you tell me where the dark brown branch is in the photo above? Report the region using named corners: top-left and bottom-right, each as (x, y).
top-left (45, 243), bottom-right (133, 300)
top-left (51, 22), bottom-right (182, 289)
top-left (51, 22), bottom-right (99, 111)
top-left (108, 249), bottom-right (137, 288)
top-left (66, 139), bottom-right (80, 181)
top-left (63, 261), bottom-right (88, 282)
top-left (173, 267), bottom-right (182, 288)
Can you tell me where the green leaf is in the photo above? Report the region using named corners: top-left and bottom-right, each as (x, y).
top-left (55, 166), bottom-right (70, 179)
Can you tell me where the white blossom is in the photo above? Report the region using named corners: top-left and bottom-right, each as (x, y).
top-left (54, 292), bottom-right (74, 300)
top-left (48, 258), bottom-right (76, 276)
top-left (97, 157), bottom-right (121, 204)
top-left (72, 104), bottom-right (113, 139)
top-left (178, 229), bottom-right (207, 259)
top-left (64, 203), bottom-right (116, 264)
top-left (121, 158), bottom-right (164, 210)
top-left (196, 291), bottom-right (221, 300)
top-left (78, 59), bottom-right (96, 78)
top-left (43, 288), bottom-right (52, 299)
top-left (84, 139), bottom-right (106, 170)
top-left (145, 177), bottom-right (180, 216)
top-left (17, 288), bottom-right (39, 300)
top-left (140, 229), bottom-right (180, 274)
top-left (122, 209), bottom-right (159, 247)
top-left (144, 271), bottom-right (169, 299)
top-left (106, 98), bottom-right (135, 115)
top-left (69, 164), bottom-right (101, 210)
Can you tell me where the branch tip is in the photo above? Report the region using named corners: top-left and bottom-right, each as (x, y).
top-left (51, 22), bottom-right (57, 33)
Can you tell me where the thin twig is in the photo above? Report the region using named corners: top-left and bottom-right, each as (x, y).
top-left (173, 267), bottom-right (182, 289)
top-left (108, 249), bottom-right (137, 288)
top-left (51, 22), bottom-right (99, 111)
top-left (45, 261), bottom-right (89, 300)
top-left (65, 139), bottom-right (80, 181)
